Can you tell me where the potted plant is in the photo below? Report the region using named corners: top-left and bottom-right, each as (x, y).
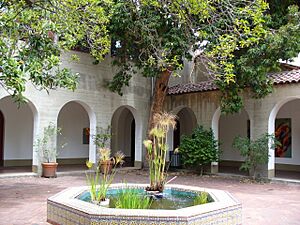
top-left (85, 148), bottom-right (124, 206)
top-left (35, 122), bottom-right (66, 178)
top-left (92, 126), bottom-right (113, 173)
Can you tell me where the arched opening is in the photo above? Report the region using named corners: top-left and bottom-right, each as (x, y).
top-left (218, 108), bottom-right (250, 175)
top-left (169, 107), bottom-right (197, 168)
top-left (57, 101), bottom-right (90, 170)
top-left (173, 107), bottom-right (197, 150)
top-left (111, 106), bottom-right (136, 167)
top-left (271, 99), bottom-right (300, 179)
top-left (0, 96), bottom-right (36, 172)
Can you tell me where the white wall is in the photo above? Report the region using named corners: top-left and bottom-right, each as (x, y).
top-left (219, 109), bottom-right (249, 161)
top-left (0, 97), bottom-right (34, 160)
top-left (275, 99), bottom-right (300, 165)
top-left (57, 102), bottom-right (89, 159)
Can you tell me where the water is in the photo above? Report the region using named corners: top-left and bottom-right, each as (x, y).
top-left (77, 188), bottom-right (212, 210)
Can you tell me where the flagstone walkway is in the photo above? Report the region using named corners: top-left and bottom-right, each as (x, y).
top-left (0, 170), bottom-right (300, 225)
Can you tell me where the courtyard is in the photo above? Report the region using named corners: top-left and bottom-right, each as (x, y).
top-left (0, 170), bottom-right (300, 225)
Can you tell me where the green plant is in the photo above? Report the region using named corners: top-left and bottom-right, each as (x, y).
top-left (85, 148), bottom-right (125, 204)
top-left (115, 189), bottom-right (152, 209)
top-left (179, 126), bottom-right (219, 175)
top-left (143, 112), bottom-right (177, 192)
top-left (35, 122), bottom-right (67, 163)
top-left (193, 192), bottom-right (209, 205)
top-left (232, 133), bottom-right (277, 179)
top-left (93, 126), bottom-right (112, 148)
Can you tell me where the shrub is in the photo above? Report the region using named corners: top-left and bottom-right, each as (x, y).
top-left (232, 133), bottom-right (277, 179)
top-left (179, 126), bottom-right (219, 175)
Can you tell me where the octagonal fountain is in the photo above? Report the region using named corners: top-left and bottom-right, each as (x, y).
top-left (47, 183), bottom-right (242, 225)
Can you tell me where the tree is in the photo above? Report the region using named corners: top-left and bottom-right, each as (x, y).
top-left (1, 0), bottom-right (299, 127)
top-left (217, 0), bottom-right (300, 113)
top-left (108, 0), bottom-right (270, 134)
top-left (0, 0), bottom-right (112, 102)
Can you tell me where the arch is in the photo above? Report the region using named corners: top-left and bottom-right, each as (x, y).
top-left (212, 107), bottom-right (221, 141)
top-left (0, 96), bottom-right (38, 170)
top-left (171, 106), bottom-right (197, 136)
top-left (57, 100), bottom-right (97, 164)
top-left (218, 107), bottom-right (250, 174)
top-left (268, 97), bottom-right (300, 178)
top-left (168, 106), bottom-right (197, 161)
top-left (111, 105), bottom-right (142, 167)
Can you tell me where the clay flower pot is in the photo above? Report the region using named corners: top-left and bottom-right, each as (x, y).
top-left (42, 162), bottom-right (58, 178)
top-left (100, 160), bottom-right (114, 174)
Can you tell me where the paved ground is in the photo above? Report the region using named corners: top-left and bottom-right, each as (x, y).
top-left (0, 170), bottom-right (300, 225)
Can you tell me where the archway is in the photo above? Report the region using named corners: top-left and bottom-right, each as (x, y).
top-left (57, 101), bottom-right (91, 168)
top-left (168, 107), bottom-right (197, 167)
top-left (0, 96), bottom-right (36, 171)
top-left (111, 106), bottom-right (137, 167)
top-left (269, 98), bottom-right (300, 179)
top-left (173, 107), bottom-right (197, 150)
top-left (218, 108), bottom-right (250, 175)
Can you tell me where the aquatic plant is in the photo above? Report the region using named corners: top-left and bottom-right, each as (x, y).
top-left (144, 112), bottom-right (177, 192)
top-left (193, 192), bottom-right (209, 205)
top-left (85, 148), bottom-right (125, 203)
top-left (115, 188), bottom-right (152, 209)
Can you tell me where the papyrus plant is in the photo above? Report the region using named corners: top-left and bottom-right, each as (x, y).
top-left (86, 148), bottom-right (125, 203)
top-left (144, 112), bottom-right (177, 192)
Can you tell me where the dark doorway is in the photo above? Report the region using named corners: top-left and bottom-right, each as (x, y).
top-left (0, 111), bottom-right (4, 167)
top-left (173, 119), bottom-right (180, 150)
top-left (130, 119), bottom-right (135, 167)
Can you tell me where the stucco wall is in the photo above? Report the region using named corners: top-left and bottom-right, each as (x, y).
top-left (165, 82), bottom-right (300, 176)
top-left (0, 51), bottom-right (151, 169)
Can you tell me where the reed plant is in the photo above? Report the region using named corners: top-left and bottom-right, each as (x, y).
top-left (144, 112), bottom-right (177, 192)
top-left (115, 189), bottom-right (152, 209)
top-left (193, 192), bottom-right (209, 205)
top-left (85, 148), bottom-right (125, 203)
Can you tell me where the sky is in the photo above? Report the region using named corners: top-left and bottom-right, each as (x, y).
top-left (286, 53), bottom-right (300, 67)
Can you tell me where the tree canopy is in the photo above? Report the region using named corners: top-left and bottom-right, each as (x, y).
top-left (219, 0), bottom-right (300, 112)
top-left (0, 0), bottom-right (299, 114)
top-left (0, 0), bottom-right (111, 101)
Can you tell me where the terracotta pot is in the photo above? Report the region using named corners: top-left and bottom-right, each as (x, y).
top-left (42, 162), bottom-right (58, 178)
top-left (100, 161), bottom-right (114, 174)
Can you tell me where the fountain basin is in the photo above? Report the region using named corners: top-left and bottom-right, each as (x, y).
top-left (47, 183), bottom-right (242, 225)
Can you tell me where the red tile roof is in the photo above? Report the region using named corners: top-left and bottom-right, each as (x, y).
top-left (168, 69), bottom-right (300, 95)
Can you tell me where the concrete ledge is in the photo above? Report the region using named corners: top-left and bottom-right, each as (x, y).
top-left (57, 158), bottom-right (86, 165)
top-left (275, 164), bottom-right (300, 172)
top-left (3, 159), bottom-right (32, 167)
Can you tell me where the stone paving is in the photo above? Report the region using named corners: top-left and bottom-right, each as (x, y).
top-left (0, 170), bottom-right (300, 225)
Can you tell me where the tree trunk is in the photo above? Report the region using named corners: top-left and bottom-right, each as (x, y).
top-left (147, 70), bottom-right (172, 137)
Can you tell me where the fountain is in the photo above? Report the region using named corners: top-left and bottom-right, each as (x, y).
top-left (47, 183), bottom-right (241, 225)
